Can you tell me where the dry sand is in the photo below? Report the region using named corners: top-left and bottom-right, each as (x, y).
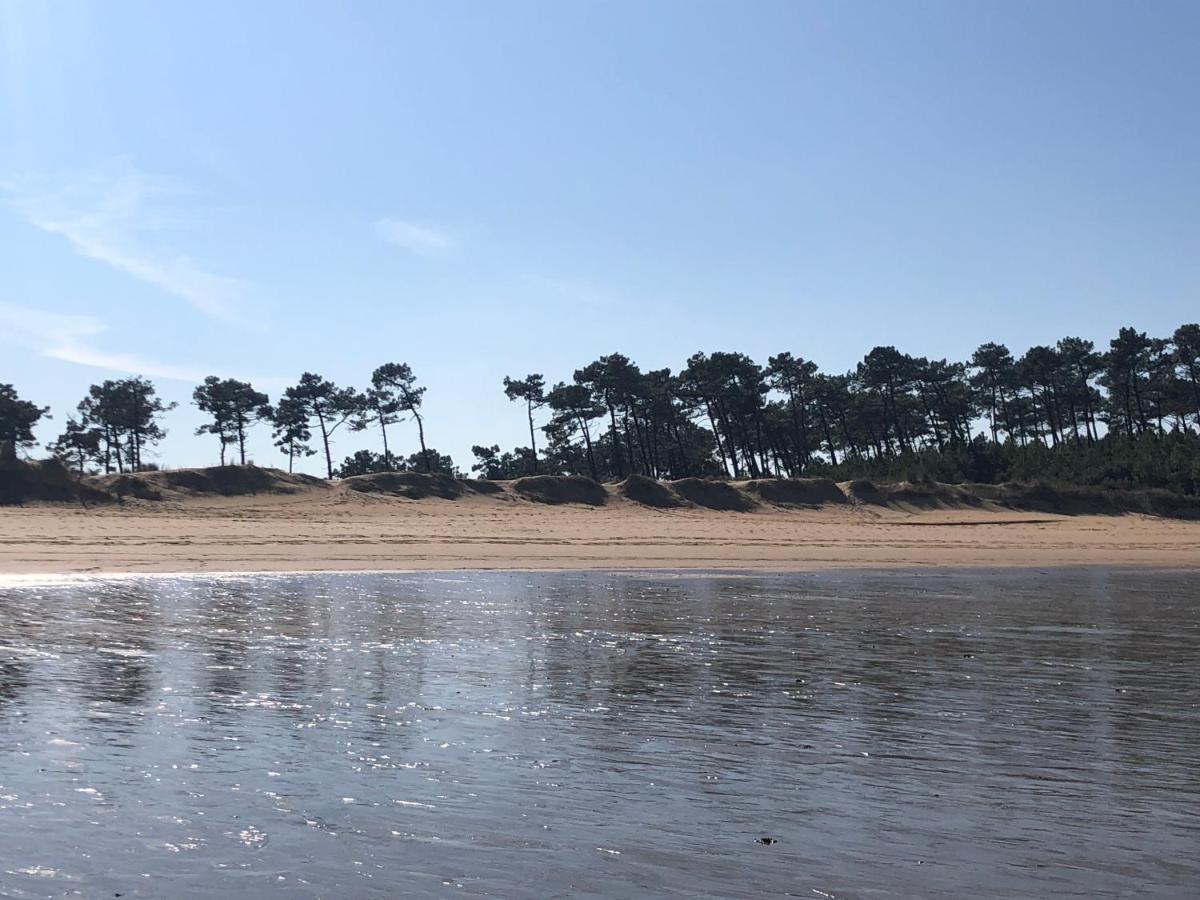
top-left (2, 485), bottom-right (1198, 576)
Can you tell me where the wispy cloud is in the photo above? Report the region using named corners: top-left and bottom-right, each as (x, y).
top-left (0, 300), bottom-right (209, 382)
top-left (375, 217), bottom-right (455, 257)
top-left (532, 275), bottom-right (615, 308)
top-left (2, 161), bottom-right (249, 321)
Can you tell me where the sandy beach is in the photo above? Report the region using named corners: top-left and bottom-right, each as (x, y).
top-left (2, 483), bottom-right (1199, 576)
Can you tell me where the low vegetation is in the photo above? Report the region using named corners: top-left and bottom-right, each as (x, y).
top-left (6, 459), bottom-right (1199, 521)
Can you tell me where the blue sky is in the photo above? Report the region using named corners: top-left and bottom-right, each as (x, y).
top-left (2, 0), bottom-right (1197, 473)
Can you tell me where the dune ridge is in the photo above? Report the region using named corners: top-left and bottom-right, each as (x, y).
top-left (4, 461), bottom-right (1200, 519)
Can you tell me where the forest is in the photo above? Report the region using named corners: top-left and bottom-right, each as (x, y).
top-left (2, 323), bottom-right (1199, 496)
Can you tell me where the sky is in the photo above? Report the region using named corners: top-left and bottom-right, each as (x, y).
top-left (2, 0), bottom-right (1198, 474)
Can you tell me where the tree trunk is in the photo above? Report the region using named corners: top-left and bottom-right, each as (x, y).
top-left (786, 390), bottom-right (804, 473)
top-left (1000, 386), bottom-right (1015, 444)
top-left (631, 410), bottom-right (652, 475)
top-left (1132, 372), bottom-right (1149, 433)
top-left (797, 387), bottom-right (811, 469)
top-left (526, 399), bottom-right (538, 474)
top-left (316, 410), bottom-right (333, 479)
top-left (817, 405), bottom-right (838, 466)
top-left (411, 410), bottom-right (430, 473)
top-left (703, 399), bottom-right (730, 477)
top-left (378, 410), bottom-right (392, 471)
top-left (622, 411), bottom-right (637, 476)
top-left (575, 413), bottom-right (598, 481)
top-left (607, 402), bottom-right (622, 478)
top-left (989, 379), bottom-right (999, 443)
top-left (1079, 373), bottom-right (1097, 443)
top-left (668, 415), bottom-right (691, 478)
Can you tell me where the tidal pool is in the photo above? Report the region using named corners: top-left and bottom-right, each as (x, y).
top-left (0, 568), bottom-right (1197, 897)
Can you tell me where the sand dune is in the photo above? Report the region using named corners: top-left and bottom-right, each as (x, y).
top-left (1, 467), bottom-right (1197, 575)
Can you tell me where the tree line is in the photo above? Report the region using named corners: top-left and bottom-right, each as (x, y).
top-left (478, 324), bottom-right (1200, 493)
top-left (4, 363), bottom-right (439, 481)
top-left (1, 322), bottom-right (1198, 495)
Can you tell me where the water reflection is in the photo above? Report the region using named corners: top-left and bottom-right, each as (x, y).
top-left (0, 568), bottom-right (1197, 897)
top-left (0, 660), bottom-right (28, 708)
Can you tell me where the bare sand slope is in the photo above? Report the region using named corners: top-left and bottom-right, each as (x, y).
top-left (2, 486), bottom-right (1198, 575)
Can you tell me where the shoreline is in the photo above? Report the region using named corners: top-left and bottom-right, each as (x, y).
top-left (2, 559), bottom-right (1198, 588)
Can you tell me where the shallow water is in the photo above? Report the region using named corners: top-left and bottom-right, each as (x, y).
top-left (0, 569), bottom-right (1197, 898)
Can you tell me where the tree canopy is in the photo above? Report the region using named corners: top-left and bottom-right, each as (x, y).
top-left (282, 373), bottom-right (363, 479)
top-left (13, 322), bottom-right (1200, 496)
top-left (368, 362), bottom-right (432, 472)
top-left (193, 377), bottom-right (271, 466)
top-left (0, 384), bottom-right (49, 461)
top-left (503, 373), bottom-right (546, 475)
top-left (267, 395), bottom-right (316, 473)
top-left (57, 378), bottom-right (175, 473)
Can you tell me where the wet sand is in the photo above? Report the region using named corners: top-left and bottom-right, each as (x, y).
top-left (1, 490), bottom-right (1198, 575)
top-left (2, 569), bottom-right (1197, 897)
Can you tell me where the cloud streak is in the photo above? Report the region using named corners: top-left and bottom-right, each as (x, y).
top-left (375, 217), bottom-right (455, 257)
top-left (532, 275), bottom-right (615, 308)
top-left (2, 162), bottom-right (249, 321)
top-left (0, 300), bottom-right (209, 382)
